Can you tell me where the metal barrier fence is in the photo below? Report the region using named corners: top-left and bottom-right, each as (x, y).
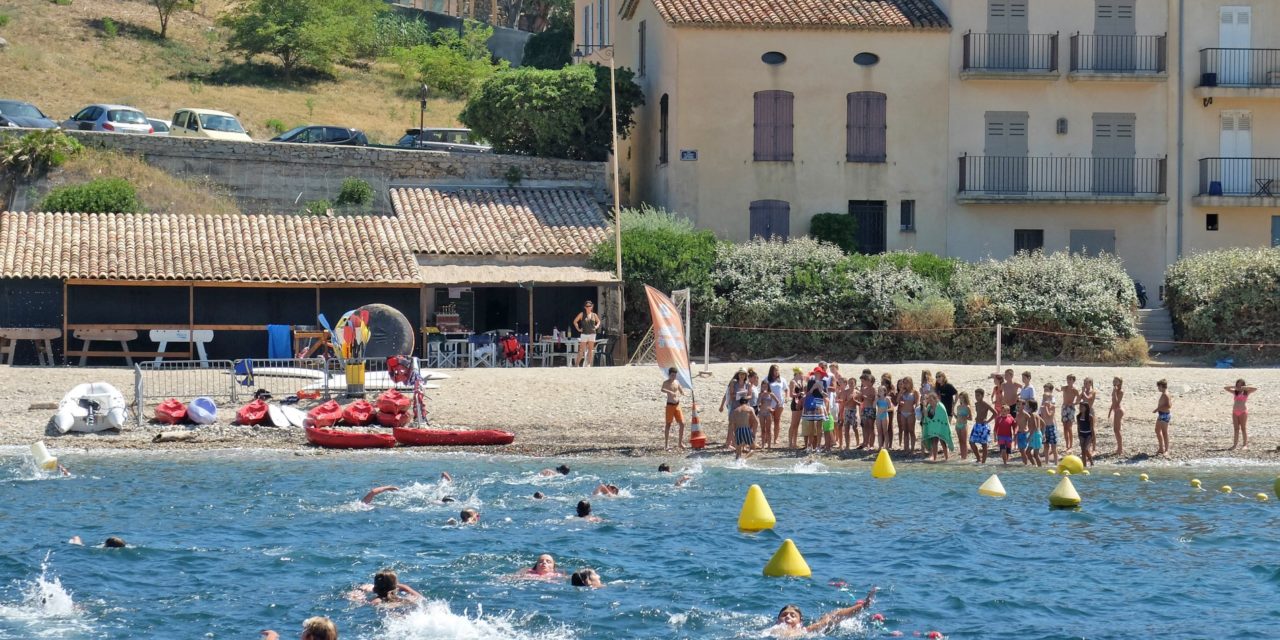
top-left (237, 358), bottom-right (330, 403)
top-left (134, 359), bottom-right (237, 426)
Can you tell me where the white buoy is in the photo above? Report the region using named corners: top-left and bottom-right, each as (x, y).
top-left (30, 441), bottom-right (57, 471)
top-left (978, 474), bottom-right (1006, 498)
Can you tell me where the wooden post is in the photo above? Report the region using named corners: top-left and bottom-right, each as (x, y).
top-left (61, 280), bottom-right (68, 365)
top-left (527, 285), bottom-right (534, 338)
top-left (187, 284), bottom-right (195, 358)
top-left (419, 285), bottom-right (428, 358)
top-left (490, 0), bottom-right (496, 25)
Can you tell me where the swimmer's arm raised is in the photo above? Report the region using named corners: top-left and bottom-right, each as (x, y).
top-left (806, 587), bottom-right (877, 633)
top-left (361, 486), bottom-right (400, 504)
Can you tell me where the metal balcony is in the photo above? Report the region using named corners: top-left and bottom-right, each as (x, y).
top-left (961, 32), bottom-right (1059, 78)
top-left (1069, 34), bottom-right (1167, 79)
top-left (958, 155), bottom-right (1168, 203)
top-left (1195, 158), bottom-right (1280, 205)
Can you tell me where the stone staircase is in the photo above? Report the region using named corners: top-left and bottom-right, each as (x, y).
top-left (1137, 307), bottom-right (1175, 354)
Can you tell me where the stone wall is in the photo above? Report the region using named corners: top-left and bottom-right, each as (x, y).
top-left (3, 130), bottom-right (606, 214)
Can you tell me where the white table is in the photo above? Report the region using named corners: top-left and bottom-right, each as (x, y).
top-left (151, 329), bottom-right (214, 364)
top-left (538, 339), bottom-right (579, 367)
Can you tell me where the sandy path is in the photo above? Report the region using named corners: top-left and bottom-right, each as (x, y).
top-left (1, 362), bottom-right (1276, 465)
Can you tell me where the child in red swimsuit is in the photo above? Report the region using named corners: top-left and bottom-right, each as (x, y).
top-left (993, 405), bottom-right (1017, 466)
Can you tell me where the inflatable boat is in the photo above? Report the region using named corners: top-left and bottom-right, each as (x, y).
top-left (236, 399), bottom-right (269, 426)
top-left (187, 397), bottom-right (217, 425)
top-left (53, 382), bottom-right (129, 433)
top-left (305, 425), bottom-right (396, 449)
top-left (392, 427), bottom-right (515, 447)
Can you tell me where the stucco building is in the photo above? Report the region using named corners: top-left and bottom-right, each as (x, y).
top-left (578, 0), bottom-right (1280, 300)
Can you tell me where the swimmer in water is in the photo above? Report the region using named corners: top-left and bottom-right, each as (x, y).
top-left (575, 500), bottom-right (602, 522)
top-left (675, 475), bottom-right (693, 487)
top-left (517, 554), bottom-right (565, 579)
top-left (592, 483), bottom-right (620, 496)
top-left (570, 568), bottom-right (603, 588)
top-left (439, 471), bottom-right (453, 483)
top-left (261, 616), bottom-right (338, 640)
top-left (770, 587), bottom-right (877, 637)
top-left (658, 463), bottom-right (672, 472)
top-left (352, 570), bottom-right (422, 607)
top-left (532, 491), bottom-right (546, 499)
top-left (361, 485), bottom-right (399, 505)
top-left (540, 465), bottom-right (571, 477)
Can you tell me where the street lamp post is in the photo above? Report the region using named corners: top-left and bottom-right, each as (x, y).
top-left (417, 84), bottom-right (430, 145)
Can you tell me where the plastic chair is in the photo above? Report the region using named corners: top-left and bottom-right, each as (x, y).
top-left (469, 335), bottom-right (496, 367)
top-left (592, 338), bottom-right (614, 367)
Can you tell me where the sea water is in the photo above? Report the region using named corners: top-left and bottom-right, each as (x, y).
top-left (1, 449), bottom-right (1278, 639)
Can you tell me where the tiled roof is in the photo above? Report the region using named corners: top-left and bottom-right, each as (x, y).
top-left (391, 187), bottom-right (610, 256)
top-left (0, 211), bottom-right (421, 283)
top-left (420, 265), bottom-right (619, 285)
top-left (650, 0), bottom-right (950, 30)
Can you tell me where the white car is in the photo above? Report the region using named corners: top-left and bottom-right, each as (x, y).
top-left (61, 104), bottom-right (153, 134)
top-left (169, 108), bottom-right (252, 142)
top-left (148, 118), bottom-right (171, 136)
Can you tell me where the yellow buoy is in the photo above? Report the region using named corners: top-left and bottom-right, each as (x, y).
top-left (1112, 472), bottom-right (1121, 477)
top-left (871, 449), bottom-right (896, 479)
top-left (1061, 470), bottom-right (1071, 476)
top-left (1256, 493), bottom-right (1269, 502)
top-left (978, 474), bottom-right (1006, 498)
top-left (29, 441), bottom-right (57, 471)
top-left (1139, 473), bottom-right (1149, 482)
top-left (1190, 479), bottom-right (1202, 489)
top-left (1082, 470), bottom-right (1091, 476)
top-left (1273, 477), bottom-right (1280, 500)
top-left (737, 484), bottom-right (776, 532)
top-left (1220, 485), bottom-right (1232, 494)
top-left (1057, 455), bottom-right (1084, 475)
top-left (762, 539), bottom-right (812, 578)
top-left (1046, 469), bottom-right (1057, 475)
top-left (1049, 476), bottom-right (1081, 509)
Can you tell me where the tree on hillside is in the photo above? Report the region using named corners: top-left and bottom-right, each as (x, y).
top-left (520, 0), bottom-right (572, 69)
top-left (218, 0), bottom-right (384, 79)
top-left (152, 0), bottom-right (195, 39)
top-left (460, 63), bottom-right (643, 161)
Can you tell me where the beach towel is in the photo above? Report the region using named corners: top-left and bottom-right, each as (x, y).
top-left (266, 324), bottom-right (293, 359)
top-left (921, 403), bottom-right (955, 451)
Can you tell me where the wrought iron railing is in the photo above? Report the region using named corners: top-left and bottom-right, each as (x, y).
top-left (1199, 48), bottom-right (1280, 87)
top-left (963, 32), bottom-right (1058, 72)
top-left (1070, 34), bottom-right (1166, 73)
top-left (958, 156), bottom-right (1167, 196)
top-left (1197, 158), bottom-right (1280, 196)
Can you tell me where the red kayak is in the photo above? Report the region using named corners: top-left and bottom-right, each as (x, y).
top-left (393, 427), bottom-right (515, 447)
top-left (307, 400), bottom-right (342, 428)
top-left (305, 426), bottom-right (396, 449)
top-left (155, 398), bottom-right (187, 424)
top-left (236, 399), bottom-right (269, 425)
top-left (376, 389), bottom-right (411, 415)
top-left (341, 400), bottom-right (374, 426)
top-left (376, 410), bottom-right (411, 428)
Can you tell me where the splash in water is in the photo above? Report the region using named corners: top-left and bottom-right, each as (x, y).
top-left (0, 552), bottom-right (92, 636)
top-left (378, 599), bottom-right (576, 640)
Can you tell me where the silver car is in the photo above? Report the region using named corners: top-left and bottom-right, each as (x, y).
top-left (60, 104), bottom-right (153, 134)
top-left (397, 128), bottom-right (491, 153)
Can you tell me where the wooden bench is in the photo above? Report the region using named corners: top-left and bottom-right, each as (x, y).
top-left (0, 328), bottom-right (60, 366)
top-left (150, 329), bottom-right (214, 364)
top-left (71, 329), bottom-right (140, 366)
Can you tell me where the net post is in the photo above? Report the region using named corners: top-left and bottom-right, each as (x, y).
top-left (995, 323), bottom-right (1002, 370)
top-left (703, 323), bottom-right (711, 372)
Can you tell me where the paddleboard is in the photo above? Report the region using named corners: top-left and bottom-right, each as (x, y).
top-left (267, 404), bottom-right (290, 428)
top-left (281, 405), bottom-right (308, 428)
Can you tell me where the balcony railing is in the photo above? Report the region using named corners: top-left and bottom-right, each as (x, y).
top-left (1198, 158), bottom-right (1280, 196)
top-left (1070, 34), bottom-right (1166, 73)
top-left (962, 32), bottom-right (1058, 73)
top-left (958, 156), bottom-right (1167, 197)
top-left (1199, 49), bottom-right (1280, 87)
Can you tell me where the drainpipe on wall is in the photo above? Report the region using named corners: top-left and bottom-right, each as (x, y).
top-left (1175, 0), bottom-right (1185, 263)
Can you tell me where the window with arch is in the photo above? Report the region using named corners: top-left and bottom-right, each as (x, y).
top-left (753, 90), bottom-right (794, 161)
top-left (659, 94), bottom-right (669, 164)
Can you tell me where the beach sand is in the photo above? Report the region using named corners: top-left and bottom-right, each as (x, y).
top-left (2, 362), bottom-right (1276, 465)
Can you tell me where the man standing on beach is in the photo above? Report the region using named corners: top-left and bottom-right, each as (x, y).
top-left (661, 367), bottom-right (686, 450)
top-left (730, 392), bottom-right (759, 460)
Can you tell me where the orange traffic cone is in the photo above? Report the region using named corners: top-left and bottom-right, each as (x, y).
top-left (689, 403), bottom-right (706, 449)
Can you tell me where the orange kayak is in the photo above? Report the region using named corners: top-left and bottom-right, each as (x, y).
top-left (155, 398), bottom-right (187, 424)
top-left (342, 400), bottom-right (374, 426)
top-left (236, 399), bottom-right (269, 425)
top-left (306, 400), bottom-right (342, 428)
top-left (393, 427), bottom-right (515, 446)
top-left (376, 389), bottom-right (411, 415)
top-left (305, 426), bottom-right (396, 449)
top-left (376, 410), bottom-right (411, 428)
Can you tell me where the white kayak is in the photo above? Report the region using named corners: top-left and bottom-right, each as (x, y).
top-left (53, 382), bottom-right (128, 434)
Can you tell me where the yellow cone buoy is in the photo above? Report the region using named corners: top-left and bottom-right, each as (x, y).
top-left (1046, 468), bottom-right (1057, 475)
top-left (1256, 493), bottom-right (1269, 502)
top-left (978, 474), bottom-right (1006, 498)
top-left (737, 484), bottom-right (776, 532)
top-left (30, 441), bottom-right (57, 471)
top-left (1220, 485), bottom-right (1232, 494)
top-left (1058, 455), bottom-right (1084, 475)
top-left (1139, 473), bottom-right (1149, 482)
top-left (763, 539), bottom-right (812, 578)
top-left (1049, 476), bottom-right (1081, 509)
top-left (871, 449), bottom-right (896, 479)
top-left (1190, 479), bottom-right (1202, 489)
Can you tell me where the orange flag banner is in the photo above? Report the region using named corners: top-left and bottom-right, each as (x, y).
top-left (643, 285), bottom-right (692, 389)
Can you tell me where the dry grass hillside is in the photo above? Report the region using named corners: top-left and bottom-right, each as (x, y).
top-left (0, 0), bottom-right (464, 144)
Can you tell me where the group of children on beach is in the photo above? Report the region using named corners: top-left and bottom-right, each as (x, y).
top-left (667, 364), bottom-right (1260, 464)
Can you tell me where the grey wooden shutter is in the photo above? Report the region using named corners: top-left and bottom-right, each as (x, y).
top-left (659, 94), bottom-right (668, 163)
top-left (847, 92), bottom-right (887, 162)
top-left (749, 200), bottom-right (790, 239)
top-left (638, 20), bottom-right (646, 76)
top-left (754, 91), bottom-right (793, 161)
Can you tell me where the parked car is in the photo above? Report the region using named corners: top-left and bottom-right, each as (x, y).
top-left (0, 100), bottom-right (58, 129)
top-left (60, 104), bottom-right (153, 134)
top-left (270, 125), bottom-right (367, 146)
top-left (147, 118), bottom-right (171, 136)
top-left (169, 108), bottom-right (252, 142)
top-left (396, 127), bottom-right (491, 153)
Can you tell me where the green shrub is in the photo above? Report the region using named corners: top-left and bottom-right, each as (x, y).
top-left (1165, 247), bottom-right (1280, 360)
top-left (40, 178), bottom-right (142, 213)
top-left (101, 17), bottom-right (118, 38)
top-left (335, 177), bottom-right (374, 207)
top-left (589, 205), bottom-right (718, 340)
top-left (0, 14), bottom-right (12, 27)
top-left (808, 213), bottom-right (858, 253)
top-left (1, 130), bottom-right (84, 178)
top-left (390, 21), bottom-right (505, 98)
top-left (950, 251), bottom-right (1138, 360)
top-left (521, 3), bottom-right (572, 70)
top-left (846, 251), bottom-right (961, 289)
top-left (301, 199), bottom-right (332, 215)
top-left (362, 12), bottom-right (434, 58)
top-left (52, 0), bottom-right (72, 5)
top-left (264, 118), bottom-right (288, 135)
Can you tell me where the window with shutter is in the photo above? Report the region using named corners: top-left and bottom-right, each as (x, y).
top-left (659, 94), bottom-right (669, 164)
top-left (1014, 229), bottom-right (1044, 253)
top-left (846, 92), bottom-right (887, 163)
top-left (753, 91), bottom-right (794, 162)
top-left (638, 21), bottom-right (646, 76)
top-left (749, 200), bottom-right (791, 239)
